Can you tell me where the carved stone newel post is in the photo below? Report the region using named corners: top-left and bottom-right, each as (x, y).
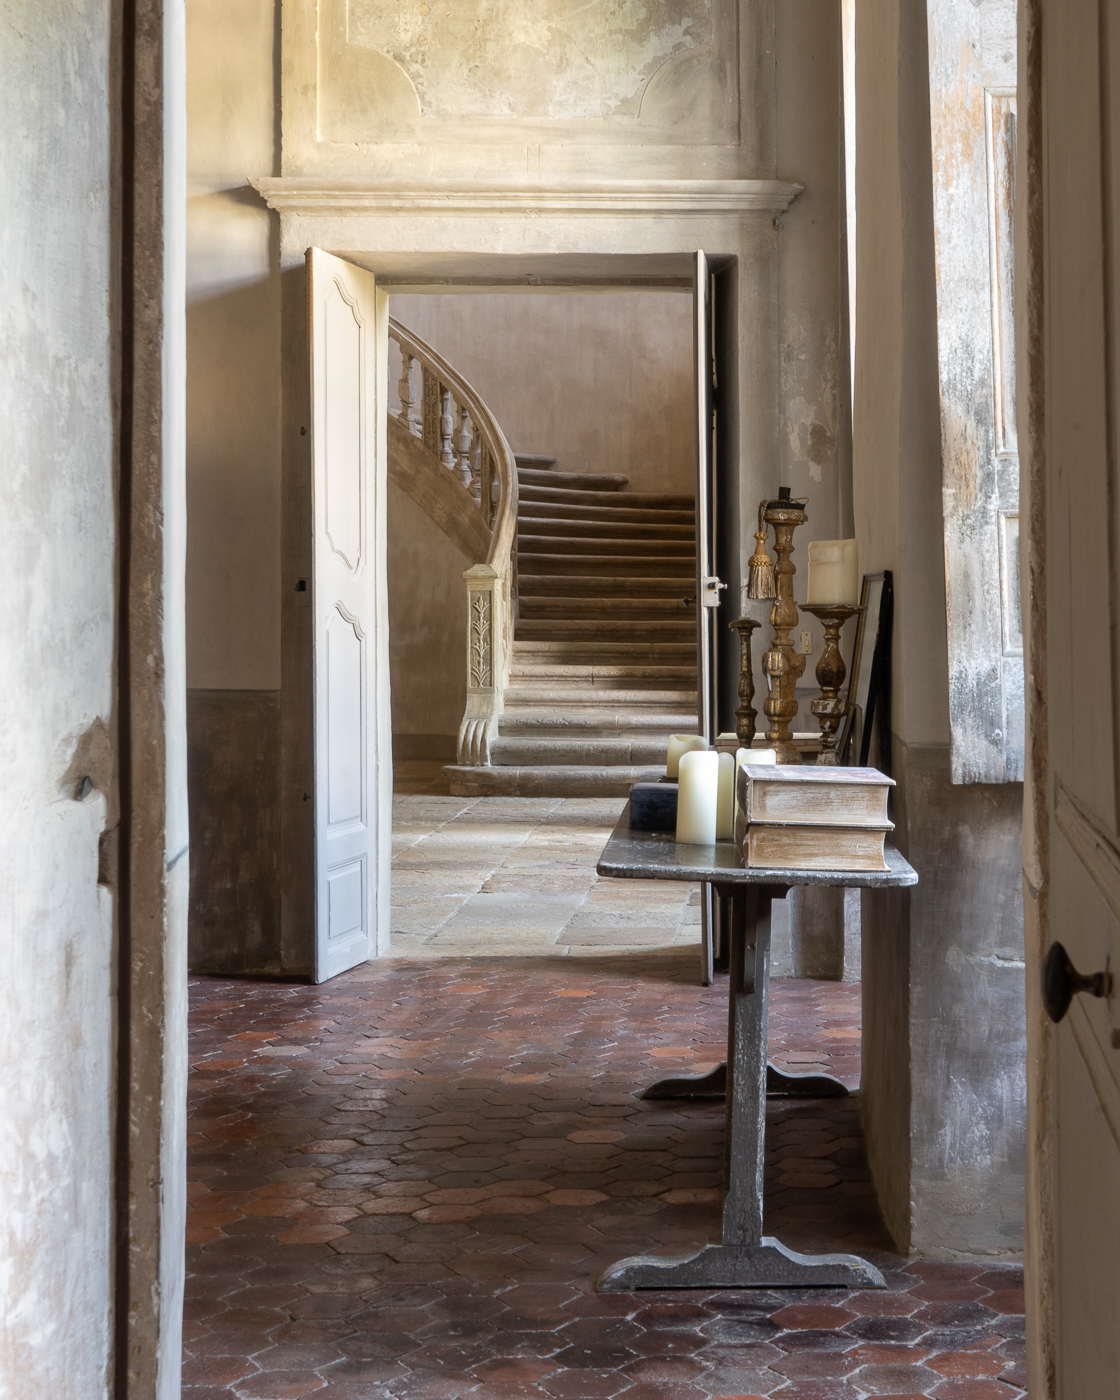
top-left (457, 564), bottom-right (507, 764)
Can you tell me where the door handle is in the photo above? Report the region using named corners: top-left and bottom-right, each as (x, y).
top-left (1041, 941), bottom-right (1112, 1023)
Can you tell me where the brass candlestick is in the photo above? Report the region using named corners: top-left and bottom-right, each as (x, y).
top-left (729, 617), bottom-right (762, 746)
top-left (801, 603), bottom-right (864, 765)
top-left (760, 489), bottom-right (808, 764)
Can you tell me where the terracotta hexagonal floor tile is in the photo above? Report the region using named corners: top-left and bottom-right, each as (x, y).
top-left (184, 820), bottom-right (1029, 1400)
top-left (771, 1305), bottom-right (857, 1331)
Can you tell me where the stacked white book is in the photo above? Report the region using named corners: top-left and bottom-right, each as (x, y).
top-left (735, 766), bottom-right (895, 872)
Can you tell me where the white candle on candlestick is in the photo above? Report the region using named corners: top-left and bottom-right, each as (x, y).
top-left (805, 539), bottom-right (859, 606)
top-left (676, 750), bottom-right (719, 845)
top-left (666, 734), bottom-right (706, 779)
top-left (716, 752), bottom-right (735, 839)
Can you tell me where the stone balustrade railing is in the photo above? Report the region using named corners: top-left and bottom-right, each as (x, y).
top-left (387, 318), bottom-right (518, 764)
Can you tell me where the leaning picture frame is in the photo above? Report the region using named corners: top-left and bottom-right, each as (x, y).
top-left (838, 571), bottom-right (893, 769)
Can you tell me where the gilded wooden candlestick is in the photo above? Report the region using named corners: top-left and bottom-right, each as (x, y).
top-left (761, 492), bottom-right (808, 764)
top-left (729, 617), bottom-right (762, 746)
top-left (801, 603), bottom-right (864, 765)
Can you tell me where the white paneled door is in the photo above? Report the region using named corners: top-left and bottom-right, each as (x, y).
top-left (307, 249), bottom-right (390, 982)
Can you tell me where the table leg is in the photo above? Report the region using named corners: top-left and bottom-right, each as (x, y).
top-left (599, 887), bottom-right (884, 1292)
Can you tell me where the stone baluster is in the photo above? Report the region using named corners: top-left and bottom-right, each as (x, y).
top-left (440, 385), bottom-right (456, 472)
top-left (458, 406), bottom-right (476, 494)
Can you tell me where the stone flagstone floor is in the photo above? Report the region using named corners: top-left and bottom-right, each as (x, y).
top-left (183, 791), bottom-right (1026, 1400)
top-left (389, 793), bottom-right (702, 958)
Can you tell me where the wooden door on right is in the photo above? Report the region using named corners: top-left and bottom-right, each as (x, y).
top-left (1032, 0), bottom-right (1120, 1391)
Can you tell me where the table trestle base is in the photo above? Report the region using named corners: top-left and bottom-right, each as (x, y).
top-left (598, 1238), bottom-right (886, 1292)
top-left (641, 1061), bottom-right (849, 1100)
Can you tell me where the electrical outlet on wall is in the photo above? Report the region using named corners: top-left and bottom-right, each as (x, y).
top-left (800, 630), bottom-right (813, 655)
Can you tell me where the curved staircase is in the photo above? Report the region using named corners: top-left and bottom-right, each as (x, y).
top-left (445, 454), bottom-right (699, 797)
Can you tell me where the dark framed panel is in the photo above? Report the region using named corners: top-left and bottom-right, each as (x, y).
top-left (839, 571), bottom-right (893, 770)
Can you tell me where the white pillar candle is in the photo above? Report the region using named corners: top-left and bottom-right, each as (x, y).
top-left (735, 746), bottom-right (777, 785)
top-left (805, 539), bottom-right (860, 606)
top-left (676, 750), bottom-right (719, 845)
top-left (666, 733), bottom-right (706, 779)
top-left (716, 752), bottom-right (735, 839)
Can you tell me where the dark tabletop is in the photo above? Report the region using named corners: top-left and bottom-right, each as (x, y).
top-left (596, 804), bottom-right (919, 888)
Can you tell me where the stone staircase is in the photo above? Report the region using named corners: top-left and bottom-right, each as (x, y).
top-left (445, 454), bottom-right (699, 796)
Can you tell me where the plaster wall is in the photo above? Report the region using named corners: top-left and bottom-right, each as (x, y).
top-left (185, 0), bottom-right (283, 969)
top-left (2, 0), bottom-right (189, 1388)
top-left (387, 483), bottom-right (471, 756)
top-left (852, 0), bottom-right (1025, 1256)
top-left (389, 293), bottom-right (694, 495)
top-left (186, 0), bottom-right (281, 691)
top-left (0, 7), bottom-right (117, 1389)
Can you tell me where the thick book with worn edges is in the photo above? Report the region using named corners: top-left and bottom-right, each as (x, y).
top-left (738, 764), bottom-right (894, 828)
top-left (735, 764), bottom-right (895, 872)
top-left (742, 821), bottom-right (891, 872)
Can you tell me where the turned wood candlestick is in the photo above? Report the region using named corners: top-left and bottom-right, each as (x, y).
top-left (801, 603), bottom-right (864, 765)
top-left (729, 616), bottom-right (762, 746)
top-left (761, 495), bottom-right (808, 764)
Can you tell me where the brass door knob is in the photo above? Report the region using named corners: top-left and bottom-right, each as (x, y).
top-left (1041, 941), bottom-right (1112, 1023)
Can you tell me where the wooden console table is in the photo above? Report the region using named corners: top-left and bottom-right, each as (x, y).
top-left (594, 807), bottom-right (917, 1291)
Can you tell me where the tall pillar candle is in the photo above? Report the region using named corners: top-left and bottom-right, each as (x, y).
top-left (666, 734), bottom-right (706, 779)
top-left (805, 539), bottom-right (860, 606)
top-left (676, 750), bottom-right (719, 845)
top-left (716, 752), bottom-right (735, 839)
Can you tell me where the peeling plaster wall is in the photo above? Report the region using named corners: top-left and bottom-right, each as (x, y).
top-left (348, 0), bottom-right (715, 121)
top-left (774, 0), bottom-right (852, 726)
top-left (852, 0), bottom-right (1025, 1257)
top-left (0, 4), bottom-right (117, 1387)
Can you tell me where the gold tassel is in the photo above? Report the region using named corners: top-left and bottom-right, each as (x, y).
top-left (746, 501), bottom-right (776, 600)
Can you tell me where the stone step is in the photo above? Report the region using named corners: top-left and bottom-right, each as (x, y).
top-left (498, 710), bottom-right (696, 735)
top-left (518, 553), bottom-right (695, 579)
top-left (507, 664), bottom-right (698, 687)
top-left (518, 574), bottom-right (694, 599)
top-left (517, 467), bottom-right (629, 492)
top-left (514, 618), bottom-right (696, 642)
top-left (514, 453), bottom-right (558, 471)
top-left (518, 514), bottom-right (696, 542)
top-left (512, 640), bottom-right (697, 662)
top-left (519, 483), bottom-right (694, 511)
top-left (489, 736), bottom-right (672, 765)
top-left (504, 685), bottom-right (696, 707)
top-left (518, 499), bottom-right (695, 526)
top-left (519, 596), bottom-right (696, 621)
top-left (518, 535), bottom-right (695, 559)
top-left (443, 763), bottom-right (663, 798)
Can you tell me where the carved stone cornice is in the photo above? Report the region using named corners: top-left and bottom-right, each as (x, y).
top-left (250, 178), bottom-right (803, 218)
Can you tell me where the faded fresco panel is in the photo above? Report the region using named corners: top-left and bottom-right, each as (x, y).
top-left (346, 0), bottom-right (714, 120)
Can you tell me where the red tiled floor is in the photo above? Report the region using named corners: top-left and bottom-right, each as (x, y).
top-left (183, 953), bottom-right (1026, 1398)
